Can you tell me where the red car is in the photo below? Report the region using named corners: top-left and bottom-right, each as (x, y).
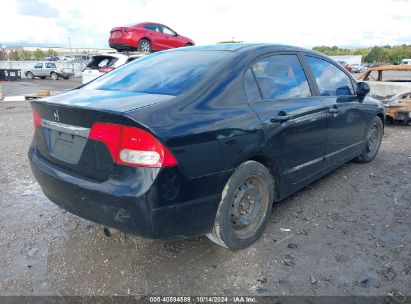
top-left (336, 60), bottom-right (352, 72)
top-left (109, 22), bottom-right (195, 52)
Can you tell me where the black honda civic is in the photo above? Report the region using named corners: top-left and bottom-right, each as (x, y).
top-left (29, 44), bottom-right (384, 249)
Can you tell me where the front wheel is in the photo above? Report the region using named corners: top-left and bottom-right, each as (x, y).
top-left (353, 116), bottom-right (383, 163)
top-left (50, 72), bottom-right (58, 80)
top-left (207, 161), bottom-right (274, 250)
top-left (138, 39), bottom-right (152, 52)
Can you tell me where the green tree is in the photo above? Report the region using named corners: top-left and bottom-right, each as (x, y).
top-left (364, 46), bottom-right (388, 63)
top-left (46, 48), bottom-right (57, 57)
top-left (33, 48), bottom-right (45, 60)
top-left (312, 44), bottom-right (411, 63)
top-left (18, 50), bottom-right (32, 61)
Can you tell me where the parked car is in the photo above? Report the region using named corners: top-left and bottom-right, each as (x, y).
top-left (81, 53), bottom-right (145, 84)
top-left (59, 56), bottom-right (74, 62)
top-left (349, 64), bottom-right (367, 73)
top-left (29, 44), bottom-right (384, 250)
top-left (25, 62), bottom-right (74, 80)
top-left (357, 65), bottom-right (411, 124)
top-left (109, 22), bottom-right (194, 52)
top-left (400, 59), bottom-right (411, 65)
top-left (336, 60), bottom-right (352, 72)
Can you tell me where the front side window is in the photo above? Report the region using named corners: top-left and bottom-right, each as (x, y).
top-left (162, 27), bottom-right (176, 36)
top-left (306, 56), bottom-right (354, 96)
top-left (250, 55), bottom-right (311, 100)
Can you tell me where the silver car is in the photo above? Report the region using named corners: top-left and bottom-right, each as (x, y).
top-left (25, 62), bottom-right (74, 80)
top-left (349, 64), bottom-right (368, 73)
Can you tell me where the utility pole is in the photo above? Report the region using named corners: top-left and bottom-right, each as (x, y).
top-left (68, 37), bottom-right (74, 77)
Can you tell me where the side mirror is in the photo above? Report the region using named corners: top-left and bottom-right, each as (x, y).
top-left (174, 33), bottom-right (179, 37)
top-left (357, 81), bottom-right (370, 97)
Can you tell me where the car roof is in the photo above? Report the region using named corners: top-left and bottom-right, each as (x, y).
top-left (168, 43), bottom-right (321, 55)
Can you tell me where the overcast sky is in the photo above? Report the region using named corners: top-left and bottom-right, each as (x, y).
top-left (1, 0), bottom-right (410, 49)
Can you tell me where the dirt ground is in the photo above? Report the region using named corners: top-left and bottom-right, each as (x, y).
top-left (0, 79), bottom-right (410, 297)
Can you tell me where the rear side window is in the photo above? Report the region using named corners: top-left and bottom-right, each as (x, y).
top-left (244, 68), bottom-right (262, 101)
top-left (46, 63), bottom-right (56, 68)
top-left (306, 56), bottom-right (354, 96)
top-left (85, 51), bottom-right (229, 96)
top-left (250, 55), bottom-right (311, 100)
top-left (35, 63), bottom-right (43, 68)
top-left (163, 27), bottom-right (176, 35)
top-left (144, 23), bottom-right (161, 32)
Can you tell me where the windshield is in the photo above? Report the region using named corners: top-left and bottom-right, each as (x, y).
top-left (84, 50), bottom-right (230, 95)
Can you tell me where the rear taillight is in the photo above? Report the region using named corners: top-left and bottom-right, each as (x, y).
top-left (32, 110), bottom-right (41, 129)
top-left (89, 123), bottom-right (177, 168)
top-left (98, 67), bottom-right (115, 73)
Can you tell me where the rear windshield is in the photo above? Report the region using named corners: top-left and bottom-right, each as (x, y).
top-left (86, 56), bottom-right (118, 69)
top-left (84, 51), bottom-right (230, 95)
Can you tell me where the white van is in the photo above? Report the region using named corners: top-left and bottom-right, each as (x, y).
top-left (400, 59), bottom-right (411, 65)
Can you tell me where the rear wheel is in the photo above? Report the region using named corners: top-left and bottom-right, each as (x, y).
top-left (27, 72), bottom-right (34, 79)
top-left (51, 72), bottom-right (58, 80)
top-left (138, 39), bottom-right (152, 52)
top-left (207, 161), bottom-right (274, 250)
top-left (353, 116), bottom-right (383, 163)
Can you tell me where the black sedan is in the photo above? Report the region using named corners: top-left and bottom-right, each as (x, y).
top-left (29, 44), bottom-right (384, 250)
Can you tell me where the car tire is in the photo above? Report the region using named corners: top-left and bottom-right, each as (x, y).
top-left (206, 160), bottom-right (274, 250)
top-left (27, 72), bottom-right (34, 79)
top-left (138, 39), bottom-right (152, 52)
top-left (353, 116), bottom-right (383, 163)
top-left (51, 72), bottom-right (58, 80)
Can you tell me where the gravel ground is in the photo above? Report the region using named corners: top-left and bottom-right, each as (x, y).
top-left (1, 78), bottom-right (82, 97)
top-left (0, 81), bottom-right (410, 297)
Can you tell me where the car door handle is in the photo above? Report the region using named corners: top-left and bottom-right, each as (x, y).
top-left (270, 112), bottom-right (291, 123)
top-left (327, 107), bottom-right (340, 114)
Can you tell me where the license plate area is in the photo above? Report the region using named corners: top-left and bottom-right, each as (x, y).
top-left (49, 130), bottom-right (87, 164)
top-left (111, 31), bottom-right (122, 38)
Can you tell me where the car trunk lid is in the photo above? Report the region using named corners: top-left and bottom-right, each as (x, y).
top-left (110, 27), bottom-right (130, 38)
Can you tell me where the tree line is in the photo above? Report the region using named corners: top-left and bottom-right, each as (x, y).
top-left (312, 45), bottom-right (411, 64)
top-left (0, 48), bottom-right (58, 61)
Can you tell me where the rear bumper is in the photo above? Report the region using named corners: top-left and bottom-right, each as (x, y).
top-left (28, 147), bottom-right (222, 239)
top-left (59, 71), bottom-right (74, 78)
top-left (109, 42), bottom-right (136, 51)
